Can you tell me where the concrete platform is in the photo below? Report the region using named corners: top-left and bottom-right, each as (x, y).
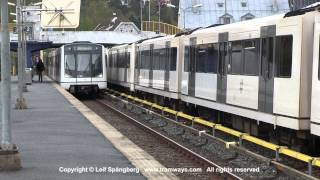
top-left (0, 78), bottom-right (145, 180)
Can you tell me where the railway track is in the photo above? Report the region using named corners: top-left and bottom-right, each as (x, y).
top-left (99, 89), bottom-right (320, 180)
top-left (94, 98), bottom-right (242, 180)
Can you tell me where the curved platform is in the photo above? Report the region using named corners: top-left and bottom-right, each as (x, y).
top-left (0, 77), bottom-right (176, 180)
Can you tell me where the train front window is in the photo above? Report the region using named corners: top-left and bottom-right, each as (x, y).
top-left (65, 54), bottom-right (76, 78)
top-left (64, 44), bottom-right (103, 79)
top-left (92, 53), bottom-right (103, 77)
top-left (77, 54), bottom-right (91, 78)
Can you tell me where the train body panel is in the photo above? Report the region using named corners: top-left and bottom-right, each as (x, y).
top-left (311, 15), bottom-right (320, 136)
top-left (107, 44), bottom-right (131, 89)
top-left (179, 12), bottom-right (316, 130)
top-left (107, 7), bottom-right (320, 140)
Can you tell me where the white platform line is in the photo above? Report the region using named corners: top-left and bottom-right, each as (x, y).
top-left (53, 84), bottom-right (179, 180)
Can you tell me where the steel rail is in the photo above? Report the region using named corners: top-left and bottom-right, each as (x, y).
top-left (103, 90), bottom-right (319, 180)
top-left (95, 99), bottom-right (243, 180)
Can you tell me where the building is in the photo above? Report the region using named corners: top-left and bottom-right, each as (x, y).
top-left (178, 0), bottom-right (290, 29)
top-left (111, 22), bottom-right (141, 35)
top-left (288, 0), bottom-right (320, 10)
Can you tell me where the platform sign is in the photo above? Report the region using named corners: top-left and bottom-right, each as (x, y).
top-left (41, 0), bottom-right (81, 29)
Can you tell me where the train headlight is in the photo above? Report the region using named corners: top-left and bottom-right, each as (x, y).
top-left (97, 73), bottom-right (103, 78)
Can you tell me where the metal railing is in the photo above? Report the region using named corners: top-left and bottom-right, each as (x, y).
top-left (8, 23), bottom-right (15, 32)
top-left (142, 21), bottom-right (183, 35)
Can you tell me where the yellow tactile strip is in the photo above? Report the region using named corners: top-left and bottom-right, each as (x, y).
top-left (53, 84), bottom-right (179, 180)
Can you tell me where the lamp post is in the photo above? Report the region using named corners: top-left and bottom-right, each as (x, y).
top-left (140, 0), bottom-right (143, 31)
top-left (1, 0), bottom-right (13, 149)
top-left (15, 0), bottom-right (27, 109)
top-left (157, 2), bottom-right (176, 34)
top-left (0, 1), bottom-right (22, 170)
top-left (158, 1), bottom-right (161, 33)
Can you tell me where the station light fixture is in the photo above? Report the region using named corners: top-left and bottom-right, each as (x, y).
top-left (33, 2), bottom-right (42, 6)
top-left (8, 2), bottom-right (16, 6)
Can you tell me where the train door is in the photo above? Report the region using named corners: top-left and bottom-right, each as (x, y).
top-left (115, 50), bottom-right (120, 83)
top-left (149, 44), bottom-right (154, 87)
top-left (135, 46), bottom-right (141, 86)
top-left (188, 37), bottom-right (197, 97)
top-left (311, 16), bottom-right (320, 136)
top-left (76, 50), bottom-right (92, 84)
top-left (164, 41), bottom-right (170, 91)
top-left (124, 48), bottom-right (128, 84)
top-left (217, 32), bottom-right (228, 103)
top-left (258, 25), bottom-right (275, 113)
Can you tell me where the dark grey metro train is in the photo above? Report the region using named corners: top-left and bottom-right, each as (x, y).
top-left (47, 42), bottom-right (107, 94)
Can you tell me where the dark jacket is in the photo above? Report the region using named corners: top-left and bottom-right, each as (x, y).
top-left (36, 60), bottom-right (45, 72)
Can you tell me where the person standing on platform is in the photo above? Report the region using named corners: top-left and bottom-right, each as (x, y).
top-left (36, 58), bottom-right (45, 83)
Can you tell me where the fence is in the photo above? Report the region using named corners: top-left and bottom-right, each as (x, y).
top-left (142, 21), bottom-right (183, 35)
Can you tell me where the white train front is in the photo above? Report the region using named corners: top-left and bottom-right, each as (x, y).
top-left (47, 42), bottom-right (107, 94)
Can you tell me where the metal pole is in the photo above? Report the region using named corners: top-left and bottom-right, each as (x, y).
top-left (1, 0), bottom-right (13, 149)
top-left (225, 0), bottom-right (227, 14)
top-left (22, 0), bottom-right (27, 92)
top-left (148, 0), bottom-right (151, 22)
top-left (183, 9), bottom-right (185, 29)
top-left (140, 0), bottom-right (143, 31)
top-left (158, 2), bottom-right (161, 33)
top-left (148, 0), bottom-right (151, 31)
top-left (15, 0), bottom-right (27, 109)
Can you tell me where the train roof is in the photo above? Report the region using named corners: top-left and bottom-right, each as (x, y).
top-left (188, 13), bottom-right (285, 36)
top-left (285, 2), bottom-right (320, 17)
top-left (137, 35), bottom-right (175, 45)
top-left (188, 4), bottom-right (320, 37)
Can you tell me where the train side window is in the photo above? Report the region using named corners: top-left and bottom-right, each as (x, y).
top-left (170, 47), bottom-right (177, 71)
top-left (207, 43), bottom-right (218, 73)
top-left (275, 35), bottom-right (293, 78)
top-left (109, 53), bottom-right (112, 67)
top-left (153, 49), bottom-right (160, 70)
top-left (65, 53), bottom-right (76, 77)
top-left (126, 52), bottom-right (130, 68)
top-left (196, 44), bottom-right (207, 73)
top-left (114, 53), bottom-right (117, 67)
top-left (122, 52), bottom-right (125, 68)
top-left (140, 51), bottom-right (145, 69)
top-left (120, 53), bottom-right (123, 68)
top-left (121, 52), bottom-right (125, 68)
top-left (243, 39), bottom-right (259, 75)
top-left (142, 50), bottom-right (148, 69)
top-left (110, 54), bottom-right (114, 67)
top-left (137, 51), bottom-right (142, 69)
top-left (184, 46), bottom-right (190, 72)
top-left (231, 41), bottom-right (242, 74)
top-left (118, 53), bottom-right (122, 68)
top-left (159, 48), bottom-right (166, 70)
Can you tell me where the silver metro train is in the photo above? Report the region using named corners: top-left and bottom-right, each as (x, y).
top-left (107, 6), bottom-right (320, 152)
top-left (47, 42), bottom-right (107, 94)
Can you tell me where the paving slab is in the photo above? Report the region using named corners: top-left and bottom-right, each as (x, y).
top-left (0, 79), bottom-right (145, 180)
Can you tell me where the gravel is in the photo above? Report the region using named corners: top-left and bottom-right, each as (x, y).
top-left (83, 99), bottom-right (224, 180)
top-left (88, 95), bottom-right (308, 180)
